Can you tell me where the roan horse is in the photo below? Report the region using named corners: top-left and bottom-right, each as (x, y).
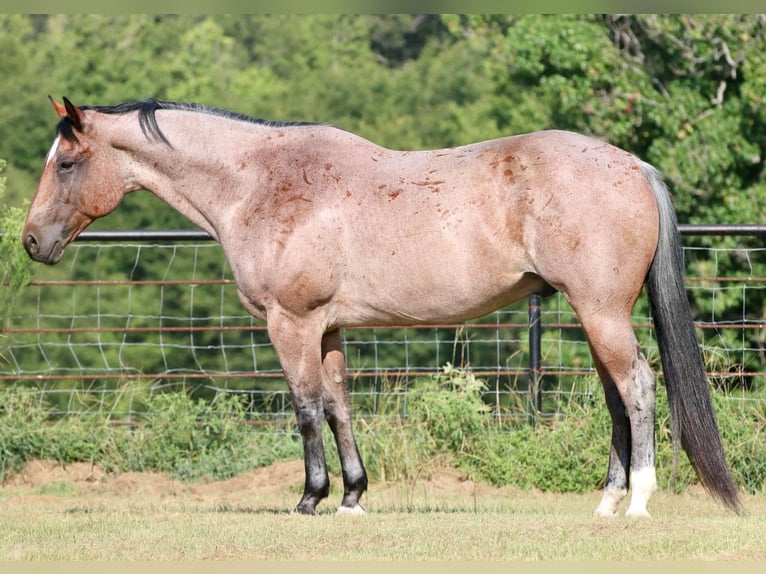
top-left (24, 97), bottom-right (741, 517)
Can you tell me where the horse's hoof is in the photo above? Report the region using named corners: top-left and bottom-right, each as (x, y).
top-left (337, 504), bottom-right (366, 516)
top-left (625, 507), bottom-right (652, 518)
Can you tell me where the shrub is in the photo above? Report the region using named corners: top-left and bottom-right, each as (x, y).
top-left (463, 392), bottom-right (610, 491)
top-left (407, 363), bottom-right (490, 455)
top-left (122, 392), bottom-right (293, 481)
top-left (0, 391), bottom-right (51, 481)
top-left (354, 380), bottom-right (437, 483)
top-left (0, 159), bottom-right (32, 329)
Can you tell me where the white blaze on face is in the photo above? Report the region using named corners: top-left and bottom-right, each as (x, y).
top-left (45, 135), bottom-right (61, 166)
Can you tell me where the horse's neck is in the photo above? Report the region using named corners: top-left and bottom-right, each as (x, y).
top-left (118, 118), bottom-right (262, 239)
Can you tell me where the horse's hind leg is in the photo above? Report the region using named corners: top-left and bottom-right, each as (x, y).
top-left (321, 329), bottom-right (368, 514)
top-left (592, 364), bottom-right (631, 516)
top-left (580, 313), bottom-right (658, 517)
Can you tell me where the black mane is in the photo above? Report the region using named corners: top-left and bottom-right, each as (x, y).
top-left (56, 99), bottom-right (319, 146)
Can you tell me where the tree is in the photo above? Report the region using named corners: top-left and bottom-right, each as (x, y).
top-left (1, 14), bottom-right (763, 393)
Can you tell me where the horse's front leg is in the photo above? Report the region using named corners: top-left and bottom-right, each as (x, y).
top-left (321, 329), bottom-right (367, 514)
top-left (267, 314), bottom-right (329, 515)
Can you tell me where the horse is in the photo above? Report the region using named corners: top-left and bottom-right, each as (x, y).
top-left (23, 97), bottom-right (741, 517)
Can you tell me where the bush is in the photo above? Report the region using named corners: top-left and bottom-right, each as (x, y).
top-left (122, 392), bottom-right (301, 481)
top-left (0, 159), bottom-right (32, 329)
top-left (460, 391), bottom-right (611, 492)
top-left (369, 368), bottom-right (766, 497)
top-left (354, 380), bottom-right (437, 483)
top-left (407, 363), bottom-right (490, 455)
top-left (0, 391), bottom-right (51, 481)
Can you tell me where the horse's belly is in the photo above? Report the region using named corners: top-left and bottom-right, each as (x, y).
top-left (334, 268), bottom-right (548, 327)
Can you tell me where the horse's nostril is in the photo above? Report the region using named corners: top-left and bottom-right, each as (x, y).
top-left (23, 233), bottom-right (39, 255)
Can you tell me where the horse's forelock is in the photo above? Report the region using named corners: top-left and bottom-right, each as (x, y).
top-left (55, 116), bottom-right (80, 144)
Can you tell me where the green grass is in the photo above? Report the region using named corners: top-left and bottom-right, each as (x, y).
top-left (1, 475), bottom-right (765, 560)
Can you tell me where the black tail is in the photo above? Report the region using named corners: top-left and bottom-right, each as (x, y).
top-left (640, 162), bottom-right (741, 513)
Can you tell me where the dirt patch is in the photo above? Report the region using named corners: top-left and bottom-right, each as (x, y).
top-left (5, 459), bottom-right (106, 487)
top-left (189, 459), bottom-right (305, 498)
top-left (2, 458), bottom-right (526, 511)
top-left (3, 458), bottom-right (307, 501)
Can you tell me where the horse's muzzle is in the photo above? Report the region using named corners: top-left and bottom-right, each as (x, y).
top-left (23, 231), bottom-right (64, 265)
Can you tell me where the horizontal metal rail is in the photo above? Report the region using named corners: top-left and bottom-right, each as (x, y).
top-left (75, 229), bottom-right (214, 241)
top-left (1, 369), bottom-right (762, 383)
top-left (4, 224), bottom-right (766, 243)
top-left (59, 224), bottom-right (766, 241)
top-left (2, 321), bottom-right (763, 336)
top-left (677, 224), bottom-right (766, 236)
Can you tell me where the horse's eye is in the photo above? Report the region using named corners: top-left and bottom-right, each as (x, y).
top-left (57, 160), bottom-right (76, 173)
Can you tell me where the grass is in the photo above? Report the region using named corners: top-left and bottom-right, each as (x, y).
top-left (1, 466), bottom-right (765, 560)
top-left (1, 370), bottom-right (765, 560)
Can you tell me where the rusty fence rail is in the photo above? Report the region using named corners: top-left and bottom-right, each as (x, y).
top-left (1, 225), bottom-right (765, 422)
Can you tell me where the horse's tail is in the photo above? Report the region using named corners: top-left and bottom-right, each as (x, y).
top-left (640, 162), bottom-right (741, 513)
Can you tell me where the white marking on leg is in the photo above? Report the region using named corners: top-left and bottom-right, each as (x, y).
top-left (625, 466), bottom-right (657, 517)
top-left (593, 487), bottom-right (627, 517)
top-left (337, 504), bottom-right (366, 516)
top-left (45, 135), bottom-right (61, 166)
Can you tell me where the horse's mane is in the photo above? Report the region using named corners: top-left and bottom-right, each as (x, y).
top-left (56, 99), bottom-right (319, 146)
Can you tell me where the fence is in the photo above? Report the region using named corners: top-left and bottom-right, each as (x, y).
top-left (1, 225), bottom-right (765, 423)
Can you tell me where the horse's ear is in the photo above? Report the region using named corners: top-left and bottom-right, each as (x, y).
top-left (49, 95), bottom-right (68, 119)
top-left (49, 96), bottom-right (85, 132)
top-left (62, 97), bottom-right (85, 132)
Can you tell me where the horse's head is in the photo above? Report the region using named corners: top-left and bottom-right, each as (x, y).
top-left (23, 97), bottom-right (125, 264)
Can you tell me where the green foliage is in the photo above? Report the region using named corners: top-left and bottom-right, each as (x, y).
top-left (0, 391), bottom-right (51, 480)
top-left (453, 385), bottom-right (613, 492)
top-left (1, 15), bottom-right (765, 494)
top-left (0, 159), bottom-right (32, 328)
top-left (4, 14), bottom-right (766, 224)
top-left (407, 363), bottom-right (490, 455)
top-left (1, 372), bottom-right (765, 495)
top-left (713, 393), bottom-right (766, 494)
top-left (122, 392), bottom-right (301, 481)
top-left (0, 389), bottom-right (125, 481)
top-left (0, 388), bottom-right (303, 483)
top-left (1, 15), bottom-right (763, 391)
top-left (353, 380), bottom-right (437, 484)
top-left (359, 368), bottom-right (766, 496)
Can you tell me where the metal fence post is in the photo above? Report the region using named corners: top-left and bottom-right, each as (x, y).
top-left (528, 294), bottom-right (542, 419)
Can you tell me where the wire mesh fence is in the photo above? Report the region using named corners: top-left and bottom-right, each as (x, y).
top-left (1, 227), bottom-right (765, 425)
